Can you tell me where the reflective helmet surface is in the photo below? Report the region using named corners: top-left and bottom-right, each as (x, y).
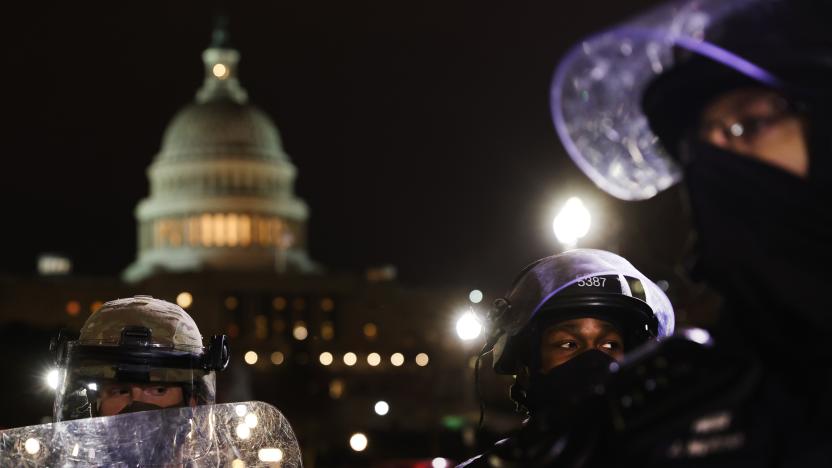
top-left (491, 249), bottom-right (674, 374)
top-left (54, 296), bottom-right (221, 421)
top-left (549, 0), bottom-right (821, 200)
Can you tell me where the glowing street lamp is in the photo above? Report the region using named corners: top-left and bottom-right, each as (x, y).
top-left (349, 433), bottom-right (368, 452)
top-left (552, 196), bottom-right (591, 247)
top-left (455, 311), bottom-right (482, 341)
top-left (45, 369), bottom-right (59, 390)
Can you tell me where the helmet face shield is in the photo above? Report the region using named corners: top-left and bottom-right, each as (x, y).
top-left (550, 0), bottom-right (785, 200)
top-left (55, 341), bottom-right (215, 421)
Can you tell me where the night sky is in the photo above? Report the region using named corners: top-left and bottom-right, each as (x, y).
top-left (3, 0), bottom-right (686, 295)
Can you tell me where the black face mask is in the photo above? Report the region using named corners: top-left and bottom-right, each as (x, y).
top-left (117, 401), bottom-right (168, 415)
top-left (681, 139), bottom-right (832, 362)
top-left (525, 350), bottom-right (615, 416)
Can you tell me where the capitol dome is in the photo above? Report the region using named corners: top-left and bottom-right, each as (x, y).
top-left (123, 29), bottom-right (317, 282)
top-left (160, 100), bottom-right (287, 163)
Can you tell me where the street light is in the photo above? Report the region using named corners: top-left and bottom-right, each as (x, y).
top-left (553, 196), bottom-right (591, 247)
top-left (350, 433), bottom-right (368, 452)
top-left (374, 400), bottom-right (390, 416)
top-left (455, 311), bottom-right (482, 341)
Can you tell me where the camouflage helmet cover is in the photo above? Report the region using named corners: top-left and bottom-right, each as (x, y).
top-left (79, 295), bottom-right (203, 351)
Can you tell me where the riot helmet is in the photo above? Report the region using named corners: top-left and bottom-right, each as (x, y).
top-left (549, 0), bottom-right (832, 360)
top-left (550, 0), bottom-right (832, 201)
top-left (488, 249), bottom-right (674, 376)
top-left (51, 295), bottom-right (229, 421)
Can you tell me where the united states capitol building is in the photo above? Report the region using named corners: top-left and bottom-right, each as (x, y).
top-left (0, 24), bottom-right (514, 467)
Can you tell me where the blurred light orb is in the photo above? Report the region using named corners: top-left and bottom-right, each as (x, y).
top-left (415, 353), bottom-right (430, 367)
top-left (270, 351), bottom-right (285, 365)
top-left (231, 459), bottom-right (246, 468)
top-left (235, 404), bottom-right (248, 417)
top-left (468, 289), bottom-right (483, 304)
top-left (212, 63), bottom-right (229, 79)
top-left (24, 438), bottom-right (40, 455)
top-left (292, 323), bottom-right (309, 341)
top-left (244, 413), bottom-right (258, 428)
top-left (432, 458), bottom-right (450, 468)
top-left (390, 353), bottom-right (405, 367)
top-left (374, 400), bottom-right (390, 416)
top-left (87, 383), bottom-right (98, 391)
top-left (456, 312), bottom-right (482, 341)
top-left (343, 352), bottom-right (358, 366)
top-left (350, 433), bottom-right (368, 452)
top-left (367, 352), bottom-right (381, 366)
top-left (553, 196), bottom-right (591, 246)
top-left (176, 292), bottom-right (193, 309)
top-left (244, 351), bottom-right (258, 365)
top-left (319, 352), bottom-right (334, 366)
top-left (258, 448), bottom-right (283, 462)
top-left (236, 423), bottom-right (251, 440)
top-left (46, 369), bottom-right (59, 390)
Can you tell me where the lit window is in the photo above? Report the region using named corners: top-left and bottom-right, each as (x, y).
top-left (272, 297), bottom-right (287, 311)
top-left (270, 219), bottom-right (283, 246)
top-left (321, 321), bottom-right (335, 341)
top-left (213, 213), bottom-right (226, 246)
top-left (239, 215), bottom-right (252, 247)
top-left (169, 219), bottom-right (183, 246)
top-left (292, 322), bottom-right (308, 341)
top-left (367, 353), bottom-right (381, 367)
top-left (176, 292), bottom-right (193, 309)
top-left (363, 323), bottom-right (378, 340)
top-left (66, 301), bottom-right (81, 317)
top-left (255, 315), bottom-right (268, 340)
top-left (319, 352), bottom-right (334, 366)
top-left (320, 297), bottom-right (334, 312)
top-left (390, 353), bottom-right (405, 367)
top-left (343, 352), bottom-right (357, 366)
top-left (187, 216), bottom-right (200, 246)
top-left (270, 351), bottom-right (284, 365)
top-left (201, 214), bottom-right (213, 246)
top-left (227, 213), bottom-right (239, 246)
top-left (329, 379), bottom-right (344, 399)
top-left (415, 353), bottom-right (430, 367)
top-left (256, 217), bottom-right (270, 246)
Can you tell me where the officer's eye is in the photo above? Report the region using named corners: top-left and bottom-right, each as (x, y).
top-left (600, 341), bottom-right (622, 351)
top-left (108, 387), bottom-right (130, 397)
top-left (558, 341), bottom-right (578, 350)
top-left (148, 387), bottom-right (169, 396)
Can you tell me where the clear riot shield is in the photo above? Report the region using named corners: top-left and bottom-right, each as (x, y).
top-left (0, 401), bottom-right (302, 467)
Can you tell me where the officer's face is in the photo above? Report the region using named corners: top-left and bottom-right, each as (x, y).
top-left (698, 87), bottom-right (808, 177)
top-left (539, 318), bottom-right (624, 373)
top-left (99, 382), bottom-right (186, 416)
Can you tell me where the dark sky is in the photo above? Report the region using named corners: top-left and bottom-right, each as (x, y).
top-left (2, 0), bottom-right (685, 293)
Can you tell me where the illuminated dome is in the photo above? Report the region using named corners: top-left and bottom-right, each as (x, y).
top-left (124, 26), bottom-right (317, 282)
top-left (160, 101), bottom-right (287, 163)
